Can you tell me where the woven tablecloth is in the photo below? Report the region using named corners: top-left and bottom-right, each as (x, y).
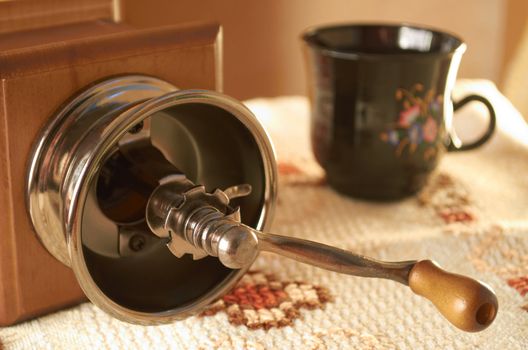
top-left (1, 80), bottom-right (527, 349)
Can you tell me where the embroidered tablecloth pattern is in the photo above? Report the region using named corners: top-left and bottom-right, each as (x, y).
top-left (0, 80), bottom-right (527, 349)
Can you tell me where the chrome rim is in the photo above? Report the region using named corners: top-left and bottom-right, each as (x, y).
top-left (26, 75), bottom-right (277, 324)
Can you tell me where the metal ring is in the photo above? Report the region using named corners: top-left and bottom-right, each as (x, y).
top-left (26, 75), bottom-right (277, 324)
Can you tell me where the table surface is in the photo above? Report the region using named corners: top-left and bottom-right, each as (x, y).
top-left (1, 80), bottom-right (527, 349)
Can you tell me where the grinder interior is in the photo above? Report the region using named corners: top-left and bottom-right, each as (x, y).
top-left (82, 103), bottom-right (266, 313)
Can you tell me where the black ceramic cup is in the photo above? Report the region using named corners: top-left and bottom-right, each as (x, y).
top-left (302, 23), bottom-right (496, 200)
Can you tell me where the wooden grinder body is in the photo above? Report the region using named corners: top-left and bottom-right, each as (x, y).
top-left (0, 20), bottom-right (221, 326)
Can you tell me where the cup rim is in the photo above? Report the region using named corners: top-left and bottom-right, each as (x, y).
top-left (301, 22), bottom-right (466, 60)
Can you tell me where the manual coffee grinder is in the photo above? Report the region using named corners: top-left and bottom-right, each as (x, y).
top-left (26, 74), bottom-right (498, 332)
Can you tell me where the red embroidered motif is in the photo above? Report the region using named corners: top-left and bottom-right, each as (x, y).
top-left (278, 162), bottom-right (304, 176)
top-left (277, 162), bottom-right (326, 187)
top-left (464, 225), bottom-right (528, 313)
top-left (438, 208), bottom-right (475, 224)
top-left (201, 270), bottom-right (332, 329)
top-left (418, 172), bottom-right (476, 224)
top-left (508, 276), bottom-right (528, 297)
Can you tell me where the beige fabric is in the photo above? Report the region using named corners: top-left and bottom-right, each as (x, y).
top-left (1, 80), bottom-right (527, 349)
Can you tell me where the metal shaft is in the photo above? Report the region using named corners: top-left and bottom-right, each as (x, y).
top-left (145, 178), bottom-right (499, 333)
top-left (257, 231), bottom-right (416, 284)
top-left (146, 178), bottom-right (416, 285)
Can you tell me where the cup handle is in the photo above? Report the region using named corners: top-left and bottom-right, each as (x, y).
top-left (448, 94), bottom-right (496, 152)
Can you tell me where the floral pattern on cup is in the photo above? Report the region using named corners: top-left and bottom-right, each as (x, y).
top-left (380, 84), bottom-right (443, 160)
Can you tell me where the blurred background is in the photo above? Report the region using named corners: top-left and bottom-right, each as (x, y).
top-left (1, 0), bottom-right (527, 110)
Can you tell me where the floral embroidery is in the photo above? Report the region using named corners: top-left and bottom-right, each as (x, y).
top-left (201, 270), bottom-right (332, 329)
top-left (417, 172), bottom-right (475, 224)
top-left (303, 327), bottom-right (395, 349)
top-left (380, 84), bottom-right (443, 159)
top-left (464, 225), bottom-right (528, 277)
top-left (278, 162), bottom-right (304, 176)
top-left (507, 276), bottom-right (528, 297)
top-left (460, 225), bottom-right (528, 313)
top-left (277, 161), bottom-right (326, 187)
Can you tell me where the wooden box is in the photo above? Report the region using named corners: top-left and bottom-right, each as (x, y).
top-left (0, 20), bottom-right (221, 326)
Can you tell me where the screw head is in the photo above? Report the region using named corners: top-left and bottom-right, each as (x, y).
top-left (129, 234), bottom-right (146, 252)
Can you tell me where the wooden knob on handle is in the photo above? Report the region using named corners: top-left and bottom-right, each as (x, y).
top-left (408, 260), bottom-right (498, 332)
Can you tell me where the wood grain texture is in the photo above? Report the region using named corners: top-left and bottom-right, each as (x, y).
top-left (0, 0), bottom-right (113, 34)
top-left (0, 19), bottom-right (130, 51)
top-left (0, 20), bottom-right (220, 326)
top-left (409, 260), bottom-right (498, 332)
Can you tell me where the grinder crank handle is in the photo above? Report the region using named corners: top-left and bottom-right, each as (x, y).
top-left (216, 227), bottom-right (498, 333)
top-left (147, 180), bottom-right (498, 332)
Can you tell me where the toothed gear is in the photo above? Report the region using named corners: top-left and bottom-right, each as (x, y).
top-left (146, 177), bottom-right (245, 260)
top-left (166, 185), bottom-right (234, 260)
